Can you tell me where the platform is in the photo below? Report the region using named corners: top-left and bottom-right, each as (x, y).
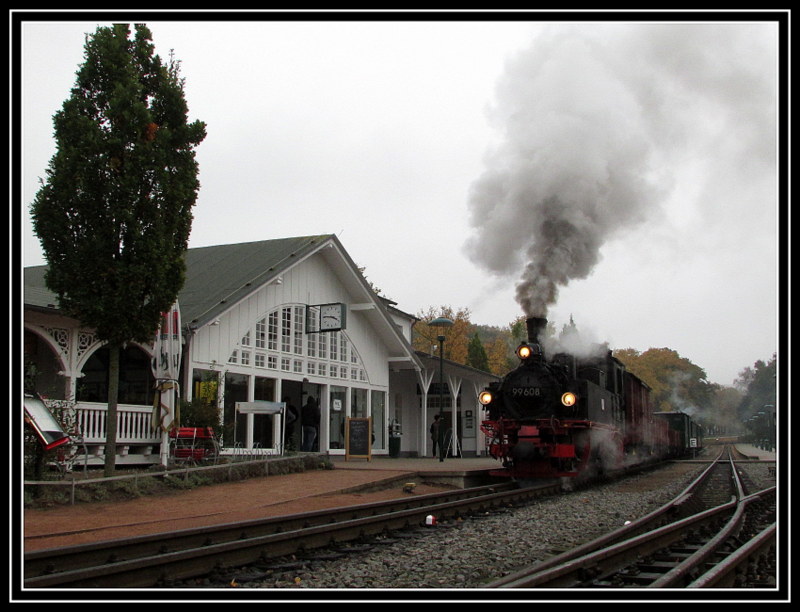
top-left (329, 454), bottom-right (503, 488)
top-left (732, 443), bottom-right (777, 461)
top-left (23, 454), bottom-right (505, 551)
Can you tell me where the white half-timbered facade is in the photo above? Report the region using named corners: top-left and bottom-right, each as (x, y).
top-left (23, 234), bottom-right (498, 464)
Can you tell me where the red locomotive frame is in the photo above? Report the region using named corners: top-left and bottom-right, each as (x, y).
top-left (481, 417), bottom-right (623, 479)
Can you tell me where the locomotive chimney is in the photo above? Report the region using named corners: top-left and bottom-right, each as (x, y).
top-left (526, 316), bottom-right (548, 345)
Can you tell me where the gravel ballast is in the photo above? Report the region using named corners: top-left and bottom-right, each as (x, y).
top-left (246, 461), bottom-right (775, 590)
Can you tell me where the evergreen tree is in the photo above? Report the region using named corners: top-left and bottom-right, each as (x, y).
top-left (466, 333), bottom-right (490, 371)
top-left (735, 355), bottom-right (777, 422)
top-left (30, 24), bottom-right (206, 475)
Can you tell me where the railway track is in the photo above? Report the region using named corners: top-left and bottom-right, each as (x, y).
top-left (486, 446), bottom-right (776, 589)
top-left (24, 480), bottom-right (559, 589)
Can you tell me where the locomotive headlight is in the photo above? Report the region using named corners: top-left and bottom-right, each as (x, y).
top-left (516, 343), bottom-right (532, 360)
top-left (478, 390), bottom-right (494, 406)
top-left (561, 392), bottom-right (577, 407)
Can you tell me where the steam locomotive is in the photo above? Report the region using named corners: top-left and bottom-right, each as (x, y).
top-left (478, 316), bottom-right (702, 481)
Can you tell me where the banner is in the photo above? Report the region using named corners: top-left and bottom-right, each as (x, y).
top-left (151, 301), bottom-right (182, 435)
top-left (152, 301), bottom-right (182, 381)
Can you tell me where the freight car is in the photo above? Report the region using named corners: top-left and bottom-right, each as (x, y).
top-left (653, 410), bottom-right (704, 457)
top-left (478, 316), bottom-right (702, 482)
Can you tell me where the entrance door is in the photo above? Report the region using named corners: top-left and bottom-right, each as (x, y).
top-left (253, 376), bottom-right (276, 450)
top-left (283, 380), bottom-right (321, 452)
top-left (371, 390), bottom-right (386, 451)
top-left (299, 382), bottom-right (321, 452)
top-left (329, 385), bottom-right (347, 450)
top-left (280, 380), bottom-right (303, 452)
top-left (224, 372), bottom-right (248, 448)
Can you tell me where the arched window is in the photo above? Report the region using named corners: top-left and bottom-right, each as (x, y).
top-left (228, 304), bottom-right (368, 383)
top-left (24, 329), bottom-right (66, 399)
top-left (77, 345), bottom-right (156, 405)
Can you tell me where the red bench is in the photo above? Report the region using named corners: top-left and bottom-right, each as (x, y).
top-left (169, 427), bottom-right (216, 462)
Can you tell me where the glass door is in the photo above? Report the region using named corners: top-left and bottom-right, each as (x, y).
top-left (371, 390), bottom-right (386, 451)
top-left (253, 376), bottom-right (276, 450)
top-left (223, 372), bottom-right (248, 449)
top-left (329, 385), bottom-right (347, 449)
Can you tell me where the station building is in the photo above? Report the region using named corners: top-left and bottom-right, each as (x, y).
top-left (23, 234), bottom-right (499, 464)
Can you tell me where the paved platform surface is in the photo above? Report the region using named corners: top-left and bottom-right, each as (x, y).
top-left (23, 447), bottom-right (776, 551)
top-left (730, 443), bottom-right (777, 460)
top-left (330, 454), bottom-right (501, 473)
top-left (23, 455), bottom-right (501, 551)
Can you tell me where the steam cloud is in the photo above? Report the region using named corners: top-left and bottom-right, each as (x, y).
top-left (465, 23), bottom-right (776, 318)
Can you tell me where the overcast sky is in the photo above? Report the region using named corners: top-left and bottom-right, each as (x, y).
top-left (15, 12), bottom-right (785, 387)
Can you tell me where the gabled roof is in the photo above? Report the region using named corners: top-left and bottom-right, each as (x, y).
top-left (22, 265), bottom-right (60, 313)
top-left (23, 234), bottom-right (330, 325)
top-left (24, 234), bottom-right (423, 371)
top-left (180, 234), bottom-right (331, 326)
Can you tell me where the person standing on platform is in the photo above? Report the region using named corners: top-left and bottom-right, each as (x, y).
top-left (283, 397), bottom-right (298, 451)
top-left (301, 396), bottom-right (320, 452)
top-left (430, 414), bottom-right (441, 458)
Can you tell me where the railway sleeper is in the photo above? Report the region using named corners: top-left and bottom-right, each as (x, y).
top-left (665, 544), bottom-right (704, 557)
top-left (587, 567), bottom-right (660, 588)
top-left (602, 556), bottom-right (688, 588)
top-left (623, 571), bottom-right (671, 586)
top-left (636, 559), bottom-right (682, 573)
top-left (588, 541), bottom-right (708, 588)
top-left (651, 549), bottom-right (697, 562)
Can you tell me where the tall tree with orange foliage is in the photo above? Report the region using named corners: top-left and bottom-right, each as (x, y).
top-left (412, 306), bottom-right (473, 364)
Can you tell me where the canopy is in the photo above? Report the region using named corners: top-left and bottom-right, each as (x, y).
top-left (236, 401), bottom-right (285, 414)
top-left (235, 401), bottom-right (286, 455)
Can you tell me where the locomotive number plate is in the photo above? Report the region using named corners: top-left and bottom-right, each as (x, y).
top-left (511, 387), bottom-right (541, 397)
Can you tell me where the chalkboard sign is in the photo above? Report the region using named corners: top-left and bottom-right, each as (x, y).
top-left (345, 417), bottom-right (372, 461)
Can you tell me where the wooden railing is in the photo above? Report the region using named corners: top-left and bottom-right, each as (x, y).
top-left (74, 402), bottom-right (161, 445)
top-left (70, 403), bottom-right (281, 465)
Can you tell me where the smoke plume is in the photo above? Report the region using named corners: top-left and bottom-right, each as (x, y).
top-left (465, 23), bottom-right (776, 318)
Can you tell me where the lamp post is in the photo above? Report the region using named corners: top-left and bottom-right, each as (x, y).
top-left (429, 316), bottom-right (454, 462)
top-left (764, 405), bottom-right (775, 452)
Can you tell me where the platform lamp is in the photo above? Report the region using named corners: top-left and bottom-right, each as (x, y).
top-left (429, 316), bottom-right (454, 462)
top-left (764, 405), bottom-right (775, 452)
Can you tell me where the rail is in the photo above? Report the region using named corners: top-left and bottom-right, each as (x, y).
top-left (23, 480), bottom-right (554, 588)
top-left (487, 445), bottom-right (777, 589)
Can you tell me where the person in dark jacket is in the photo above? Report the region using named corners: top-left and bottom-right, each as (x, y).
top-left (301, 396), bottom-right (320, 452)
top-left (283, 396), bottom-right (298, 450)
top-left (430, 414), bottom-right (441, 458)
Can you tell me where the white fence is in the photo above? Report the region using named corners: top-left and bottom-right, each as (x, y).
top-left (72, 402), bottom-right (161, 464)
top-left (75, 402), bottom-right (162, 444)
top-left (63, 403), bottom-right (283, 466)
